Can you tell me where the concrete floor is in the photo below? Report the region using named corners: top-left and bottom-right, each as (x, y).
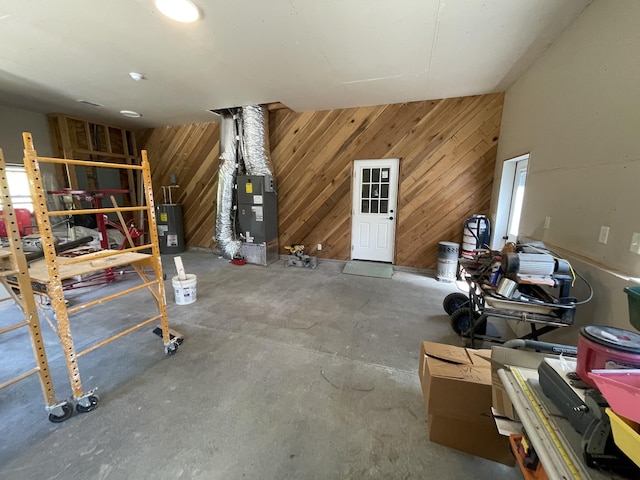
top-left (0, 250), bottom-right (520, 479)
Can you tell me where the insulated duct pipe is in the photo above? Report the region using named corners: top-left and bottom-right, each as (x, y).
top-left (215, 112), bottom-right (241, 259)
top-left (240, 105), bottom-right (274, 176)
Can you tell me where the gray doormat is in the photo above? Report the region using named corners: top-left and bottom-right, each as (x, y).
top-left (342, 261), bottom-right (393, 279)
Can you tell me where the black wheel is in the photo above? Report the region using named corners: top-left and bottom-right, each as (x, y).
top-left (443, 292), bottom-right (469, 316)
top-left (450, 308), bottom-right (487, 336)
top-left (165, 343), bottom-right (178, 356)
top-left (48, 403), bottom-right (73, 423)
top-left (76, 395), bottom-right (99, 414)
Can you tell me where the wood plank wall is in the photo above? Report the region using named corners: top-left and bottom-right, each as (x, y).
top-left (271, 94), bottom-right (503, 269)
top-left (135, 123), bottom-right (220, 248)
top-left (136, 93), bottom-right (503, 269)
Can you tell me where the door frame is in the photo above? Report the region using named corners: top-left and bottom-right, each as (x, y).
top-left (350, 158), bottom-right (400, 263)
top-left (492, 153), bottom-right (529, 248)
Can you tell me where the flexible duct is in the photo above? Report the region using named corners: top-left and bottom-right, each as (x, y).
top-left (215, 104), bottom-right (273, 258)
top-left (240, 105), bottom-right (274, 176)
top-left (215, 112), bottom-right (241, 258)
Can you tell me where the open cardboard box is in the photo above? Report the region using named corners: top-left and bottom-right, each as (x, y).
top-left (418, 341), bottom-right (514, 466)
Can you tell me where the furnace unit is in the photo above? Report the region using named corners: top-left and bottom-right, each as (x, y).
top-left (237, 175), bottom-right (278, 265)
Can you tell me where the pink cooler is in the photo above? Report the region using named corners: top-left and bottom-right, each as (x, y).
top-left (576, 326), bottom-right (640, 389)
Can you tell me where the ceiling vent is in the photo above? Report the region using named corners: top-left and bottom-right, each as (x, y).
top-left (77, 99), bottom-right (103, 108)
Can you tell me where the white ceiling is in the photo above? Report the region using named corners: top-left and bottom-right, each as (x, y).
top-left (0, 0), bottom-right (592, 128)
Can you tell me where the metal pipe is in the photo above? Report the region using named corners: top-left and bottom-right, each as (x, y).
top-left (501, 339), bottom-right (578, 356)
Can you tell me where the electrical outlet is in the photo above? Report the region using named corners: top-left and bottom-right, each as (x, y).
top-left (317, 243), bottom-right (322, 251)
top-left (630, 232), bottom-right (640, 255)
top-left (599, 226), bottom-right (610, 244)
top-left (544, 216), bottom-right (551, 229)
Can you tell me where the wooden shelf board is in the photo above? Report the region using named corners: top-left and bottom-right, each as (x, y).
top-left (28, 250), bottom-right (153, 283)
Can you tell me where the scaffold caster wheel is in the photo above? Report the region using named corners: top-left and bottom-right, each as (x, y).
top-left (48, 403), bottom-right (73, 423)
top-left (76, 395), bottom-right (99, 413)
top-left (442, 292), bottom-right (469, 316)
top-left (165, 343), bottom-right (178, 356)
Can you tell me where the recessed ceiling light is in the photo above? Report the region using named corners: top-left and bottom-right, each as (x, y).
top-left (129, 72), bottom-right (145, 81)
top-left (120, 110), bottom-right (142, 118)
top-left (155, 0), bottom-right (200, 23)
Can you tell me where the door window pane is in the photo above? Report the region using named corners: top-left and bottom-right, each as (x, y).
top-left (381, 184), bottom-right (389, 199)
top-left (361, 200), bottom-right (369, 213)
top-left (372, 186), bottom-right (379, 198)
top-left (372, 168), bottom-right (380, 182)
top-left (362, 168), bottom-right (370, 183)
top-left (361, 184), bottom-right (370, 198)
top-left (370, 200), bottom-right (379, 213)
top-left (380, 200), bottom-right (388, 214)
top-left (381, 168), bottom-right (390, 183)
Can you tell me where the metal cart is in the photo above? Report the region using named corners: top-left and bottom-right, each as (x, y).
top-left (448, 251), bottom-right (578, 348)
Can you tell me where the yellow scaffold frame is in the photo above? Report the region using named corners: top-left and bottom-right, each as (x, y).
top-left (21, 132), bottom-right (178, 413)
top-left (0, 148), bottom-right (72, 422)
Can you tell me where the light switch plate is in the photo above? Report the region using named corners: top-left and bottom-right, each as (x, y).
top-left (544, 216), bottom-right (551, 229)
top-left (599, 226), bottom-right (610, 244)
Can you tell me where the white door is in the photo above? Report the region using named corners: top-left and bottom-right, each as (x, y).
top-left (351, 159), bottom-right (399, 263)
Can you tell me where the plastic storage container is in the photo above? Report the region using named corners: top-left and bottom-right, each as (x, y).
top-left (436, 241), bottom-right (459, 282)
top-left (625, 286), bottom-right (640, 331)
top-left (605, 408), bottom-right (640, 468)
top-left (588, 369), bottom-right (640, 424)
top-left (576, 326), bottom-right (640, 388)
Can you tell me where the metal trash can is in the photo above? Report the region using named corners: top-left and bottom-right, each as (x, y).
top-left (437, 241), bottom-right (459, 282)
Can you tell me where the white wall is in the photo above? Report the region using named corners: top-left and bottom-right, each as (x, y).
top-left (492, 0), bottom-right (640, 344)
top-left (0, 106), bottom-right (53, 297)
top-left (0, 105), bottom-right (52, 163)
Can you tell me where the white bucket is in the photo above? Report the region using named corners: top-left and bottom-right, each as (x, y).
top-left (172, 274), bottom-right (197, 305)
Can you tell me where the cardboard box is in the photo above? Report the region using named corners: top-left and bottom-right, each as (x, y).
top-left (418, 341), bottom-right (514, 466)
top-left (428, 415), bottom-right (515, 466)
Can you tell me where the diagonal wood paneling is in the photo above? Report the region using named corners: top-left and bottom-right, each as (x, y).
top-left (136, 93), bottom-right (503, 269)
top-left (136, 123), bottom-right (220, 248)
top-left (270, 94), bottom-right (504, 269)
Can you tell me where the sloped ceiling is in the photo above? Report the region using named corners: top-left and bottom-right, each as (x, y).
top-left (0, 0), bottom-right (591, 127)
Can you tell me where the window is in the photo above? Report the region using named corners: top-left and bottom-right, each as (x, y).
top-left (507, 160), bottom-right (528, 239)
top-left (492, 153), bottom-right (529, 248)
top-left (4, 165), bottom-right (33, 212)
top-left (359, 167), bottom-right (390, 214)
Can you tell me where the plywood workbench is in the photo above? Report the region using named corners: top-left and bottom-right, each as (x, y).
top-left (26, 250), bottom-right (152, 283)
